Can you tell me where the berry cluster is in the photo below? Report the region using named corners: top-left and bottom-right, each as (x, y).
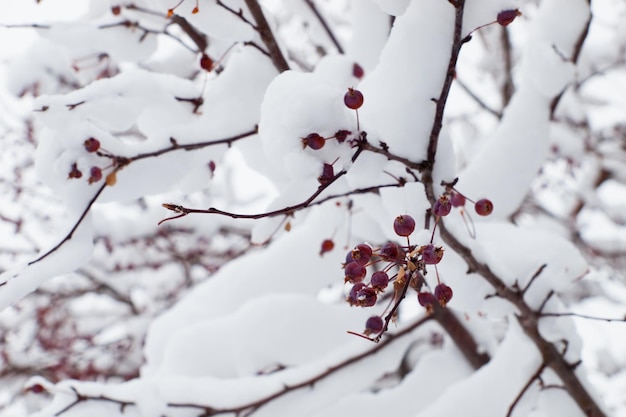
top-left (66, 138), bottom-right (118, 186)
top-left (343, 214), bottom-right (456, 340)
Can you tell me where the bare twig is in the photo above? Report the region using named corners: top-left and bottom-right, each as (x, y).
top-left (303, 0), bottom-right (344, 54)
top-left (506, 364), bottom-right (546, 417)
top-left (243, 0), bottom-right (290, 72)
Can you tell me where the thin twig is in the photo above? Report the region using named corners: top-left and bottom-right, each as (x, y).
top-left (303, 0), bottom-right (344, 54)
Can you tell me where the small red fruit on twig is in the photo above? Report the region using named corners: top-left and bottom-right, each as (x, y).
top-left (319, 239), bottom-right (334, 256)
top-left (353, 63), bottom-right (364, 79)
top-left (83, 137), bottom-right (100, 153)
top-left (344, 88), bottom-right (364, 110)
top-left (434, 283), bottom-right (453, 306)
top-left (302, 133), bottom-right (325, 150)
top-left (88, 166), bottom-right (103, 184)
top-left (497, 9), bottom-right (521, 27)
top-left (200, 54), bottom-right (214, 71)
top-left (364, 316), bottom-right (383, 335)
top-left (474, 198), bottom-right (494, 216)
top-left (393, 215), bottom-right (416, 237)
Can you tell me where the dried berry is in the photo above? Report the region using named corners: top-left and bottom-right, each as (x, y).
top-left (334, 129), bottom-right (351, 143)
top-left (418, 292), bottom-right (436, 308)
top-left (318, 163), bottom-right (334, 185)
top-left (68, 162), bottom-right (82, 179)
top-left (356, 286), bottom-right (377, 307)
top-left (380, 242), bottom-right (403, 262)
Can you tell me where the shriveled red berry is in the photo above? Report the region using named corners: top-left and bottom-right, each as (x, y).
top-left (418, 292), bottom-right (436, 308)
top-left (356, 286), bottom-right (377, 307)
top-left (334, 129), bottom-right (351, 143)
top-left (449, 191), bottom-right (466, 207)
top-left (497, 9), bottom-right (521, 27)
top-left (393, 215), bottom-right (415, 237)
top-left (111, 5), bottom-right (121, 15)
top-left (433, 197), bottom-right (451, 217)
top-left (344, 88), bottom-right (364, 110)
top-left (319, 239), bottom-right (334, 256)
top-left (352, 63), bottom-right (364, 79)
top-left (345, 261), bottom-right (367, 283)
top-left (370, 270), bottom-right (389, 290)
top-left (421, 244), bottom-right (444, 265)
top-left (380, 242), bottom-right (403, 262)
top-left (83, 137), bottom-right (100, 153)
top-left (364, 316), bottom-right (383, 335)
top-left (434, 283), bottom-right (453, 306)
top-left (318, 163), bottom-right (334, 185)
top-left (350, 243), bottom-right (373, 266)
top-left (302, 133), bottom-right (325, 150)
top-left (88, 166), bottom-right (103, 184)
top-left (200, 54), bottom-right (214, 71)
top-left (474, 198), bottom-right (494, 216)
top-left (68, 162), bottom-right (82, 179)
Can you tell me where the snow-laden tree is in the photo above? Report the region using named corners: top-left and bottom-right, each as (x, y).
top-left (0, 0), bottom-right (625, 416)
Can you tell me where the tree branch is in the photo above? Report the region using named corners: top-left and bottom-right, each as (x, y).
top-left (243, 0), bottom-right (290, 72)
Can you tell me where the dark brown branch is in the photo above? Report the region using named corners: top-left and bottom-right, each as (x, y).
top-left (433, 306), bottom-right (490, 369)
top-left (500, 26), bottom-right (514, 108)
top-left (243, 0), bottom-right (290, 72)
top-left (56, 314), bottom-right (435, 416)
top-left (27, 182), bottom-right (108, 266)
top-left (424, 1), bottom-right (467, 171)
top-left (541, 312), bottom-right (626, 323)
top-left (303, 0), bottom-right (344, 54)
top-left (549, 0), bottom-right (592, 117)
top-left (506, 364), bottom-right (546, 417)
top-left (216, 0), bottom-right (257, 29)
top-left (160, 169), bottom-right (349, 224)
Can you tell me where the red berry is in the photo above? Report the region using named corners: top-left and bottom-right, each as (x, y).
top-left (352, 63), bottom-right (364, 79)
top-left (344, 261), bottom-right (367, 283)
top-left (380, 242), bottom-right (403, 262)
top-left (474, 199), bottom-right (494, 216)
top-left (83, 137), bottom-right (100, 153)
top-left (111, 5), bottom-right (121, 15)
top-left (88, 166), bottom-right (103, 184)
top-left (434, 283), bottom-right (453, 306)
top-left (302, 133), bottom-right (325, 150)
top-left (370, 270), bottom-right (389, 290)
top-left (421, 244), bottom-right (444, 265)
top-left (393, 215), bottom-right (415, 237)
top-left (350, 243), bottom-right (373, 266)
top-left (347, 282), bottom-right (366, 306)
top-left (449, 191), bottom-right (466, 207)
top-left (433, 196), bottom-right (451, 217)
top-left (29, 383), bottom-right (45, 394)
top-left (418, 292), bottom-right (436, 308)
top-left (319, 239), bottom-right (334, 255)
top-left (208, 160), bottom-right (216, 173)
top-left (356, 286), bottom-right (377, 307)
top-left (200, 54), bottom-right (213, 71)
top-left (344, 88), bottom-right (364, 110)
top-left (364, 316), bottom-right (383, 335)
top-left (68, 162), bottom-right (82, 179)
top-left (497, 9), bottom-right (521, 27)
